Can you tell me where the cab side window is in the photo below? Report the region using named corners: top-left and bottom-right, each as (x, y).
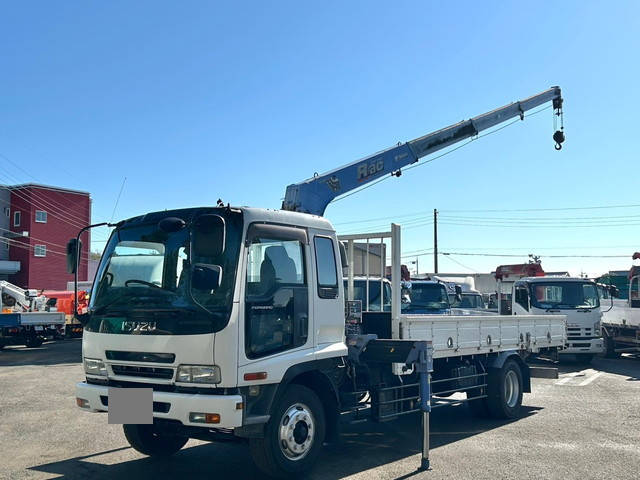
top-left (245, 236), bottom-right (308, 358)
top-left (314, 236), bottom-right (338, 299)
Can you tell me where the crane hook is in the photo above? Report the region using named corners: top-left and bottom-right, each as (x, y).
top-left (553, 129), bottom-right (565, 150)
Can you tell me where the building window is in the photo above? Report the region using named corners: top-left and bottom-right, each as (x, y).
top-left (3, 207), bottom-right (9, 217)
top-left (14, 211), bottom-right (21, 227)
top-left (35, 210), bottom-right (47, 223)
top-left (34, 244), bottom-right (46, 257)
top-left (3, 239), bottom-right (8, 250)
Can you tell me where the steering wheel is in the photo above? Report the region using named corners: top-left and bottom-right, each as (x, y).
top-left (124, 279), bottom-right (162, 289)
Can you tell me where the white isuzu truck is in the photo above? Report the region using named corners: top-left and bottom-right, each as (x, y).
top-left (70, 87), bottom-right (568, 477)
top-left (509, 276), bottom-right (604, 363)
top-left (72, 212), bottom-right (566, 477)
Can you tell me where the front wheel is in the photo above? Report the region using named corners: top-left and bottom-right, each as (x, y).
top-left (123, 424), bottom-right (188, 457)
top-left (604, 336), bottom-right (620, 359)
top-left (250, 385), bottom-right (326, 478)
top-left (486, 359), bottom-right (523, 419)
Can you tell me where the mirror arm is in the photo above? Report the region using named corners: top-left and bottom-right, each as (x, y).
top-left (72, 221), bottom-right (119, 322)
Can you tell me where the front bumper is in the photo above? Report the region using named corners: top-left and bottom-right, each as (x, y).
top-left (561, 337), bottom-right (604, 355)
top-left (75, 382), bottom-right (244, 429)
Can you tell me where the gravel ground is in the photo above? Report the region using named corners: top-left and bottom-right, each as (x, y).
top-left (1, 339), bottom-right (639, 480)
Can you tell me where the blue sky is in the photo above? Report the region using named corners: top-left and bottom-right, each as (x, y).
top-left (1, 1), bottom-right (639, 276)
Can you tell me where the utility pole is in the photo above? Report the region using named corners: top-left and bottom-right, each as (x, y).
top-left (433, 208), bottom-right (438, 273)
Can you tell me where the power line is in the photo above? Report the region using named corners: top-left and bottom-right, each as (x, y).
top-left (442, 251), bottom-right (630, 258)
top-left (440, 203), bottom-right (640, 213)
top-left (441, 254), bottom-right (478, 272)
top-left (438, 221), bottom-right (640, 229)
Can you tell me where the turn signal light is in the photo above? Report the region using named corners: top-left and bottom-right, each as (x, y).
top-left (76, 398), bottom-right (89, 408)
top-left (244, 372), bottom-right (267, 381)
top-left (189, 412), bottom-right (220, 424)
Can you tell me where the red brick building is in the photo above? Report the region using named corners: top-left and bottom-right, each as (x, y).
top-left (3, 184), bottom-right (91, 290)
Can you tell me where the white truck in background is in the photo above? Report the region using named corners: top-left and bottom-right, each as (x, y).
top-left (508, 276), bottom-right (604, 363)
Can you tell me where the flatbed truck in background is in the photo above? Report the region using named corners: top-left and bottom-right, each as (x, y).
top-left (0, 281), bottom-right (66, 349)
top-left (600, 265), bottom-right (640, 357)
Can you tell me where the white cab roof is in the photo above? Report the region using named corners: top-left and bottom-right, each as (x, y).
top-left (240, 207), bottom-right (334, 231)
top-left (520, 276), bottom-right (594, 283)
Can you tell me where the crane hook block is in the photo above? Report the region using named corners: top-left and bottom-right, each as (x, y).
top-left (553, 130), bottom-right (565, 150)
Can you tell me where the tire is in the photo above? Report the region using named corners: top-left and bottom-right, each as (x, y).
top-left (575, 353), bottom-right (594, 364)
top-left (25, 337), bottom-right (43, 348)
top-left (250, 384), bottom-right (326, 478)
top-left (486, 359), bottom-right (523, 419)
top-left (604, 336), bottom-right (620, 359)
top-left (123, 424), bottom-right (188, 457)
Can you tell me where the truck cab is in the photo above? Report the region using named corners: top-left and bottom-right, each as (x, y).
top-left (402, 280), bottom-right (451, 315)
top-left (75, 206), bottom-right (352, 475)
top-left (511, 276), bottom-right (604, 362)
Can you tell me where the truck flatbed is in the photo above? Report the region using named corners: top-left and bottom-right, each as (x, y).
top-left (401, 314), bottom-right (566, 358)
top-left (15, 312), bottom-right (65, 326)
top-left (602, 300), bottom-right (640, 328)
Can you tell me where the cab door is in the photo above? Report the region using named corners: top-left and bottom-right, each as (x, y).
top-left (309, 230), bottom-right (344, 349)
top-left (238, 223), bottom-right (314, 383)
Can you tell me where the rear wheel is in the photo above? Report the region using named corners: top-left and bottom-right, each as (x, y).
top-left (123, 424), bottom-right (188, 457)
top-left (486, 359), bottom-right (523, 419)
top-left (250, 384), bottom-right (325, 478)
top-left (25, 336), bottom-right (43, 348)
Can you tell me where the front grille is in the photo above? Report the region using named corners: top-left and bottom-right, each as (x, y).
top-left (567, 327), bottom-right (593, 339)
top-left (106, 351), bottom-right (175, 364)
top-left (111, 364), bottom-right (174, 380)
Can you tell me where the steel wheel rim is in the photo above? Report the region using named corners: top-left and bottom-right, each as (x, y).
top-left (278, 402), bottom-right (315, 461)
top-left (504, 370), bottom-right (519, 408)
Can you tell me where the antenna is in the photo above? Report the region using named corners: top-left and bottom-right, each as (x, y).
top-left (110, 177), bottom-right (127, 223)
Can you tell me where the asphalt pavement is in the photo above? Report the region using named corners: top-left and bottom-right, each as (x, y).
top-left (1, 340), bottom-right (639, 480)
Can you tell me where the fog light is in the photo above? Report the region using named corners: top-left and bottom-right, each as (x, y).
top-left (76, 397), bottom-right (89, 408)
top-left (189, 412), bottom-right (220, 424)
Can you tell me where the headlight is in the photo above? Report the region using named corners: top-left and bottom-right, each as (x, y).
top-left (594, 322), bottom-right (601, 334)
top-left (176, 365), bottom-right (221, 384)
top-left (84, 358), bottom-right (107, 376)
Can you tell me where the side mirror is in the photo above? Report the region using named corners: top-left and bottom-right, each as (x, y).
top-left (193, 215), bottom-right (225, 258)
top-left (338, 242), bottom-right (348, 269)
top-left (66, 238), bottom-right (81, 274)
top-left (454, 284), bottom-right (463, 302)
top-left (192, 264), bottom-right (222, 291)
top-left (608, 285), bottom-right (620, 298)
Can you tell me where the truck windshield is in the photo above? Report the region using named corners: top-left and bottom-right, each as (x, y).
top-left (86, 208), bottom-right (243, 335)
top-left (529, 281), bottom-right (599, 310)
top-left (449, 293), bottom-right (484, 309)
top-left (404, 283), bottom-right (449, 312)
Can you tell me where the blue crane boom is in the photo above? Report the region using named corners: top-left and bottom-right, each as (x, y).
top-left (282, 86), bottom-right (564, 216)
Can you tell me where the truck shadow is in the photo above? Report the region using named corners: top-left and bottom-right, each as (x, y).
top-left (0, 339), bottom-right (82, 367)
top-left (26, 404), bottom-right (541, 480)
top-left (528, 355), bottom-right (640, 381)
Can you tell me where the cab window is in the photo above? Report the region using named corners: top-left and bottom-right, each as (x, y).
top-left (245, 235), bottom-right (308, 358)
